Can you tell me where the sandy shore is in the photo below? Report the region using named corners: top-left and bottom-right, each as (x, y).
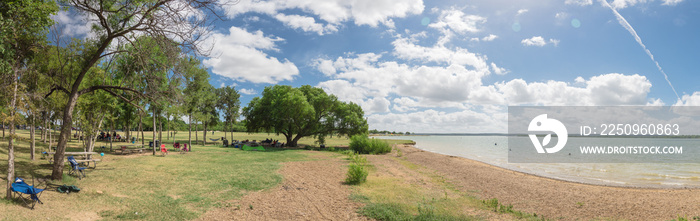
top-left (396, 144), bottom-right (700, 220)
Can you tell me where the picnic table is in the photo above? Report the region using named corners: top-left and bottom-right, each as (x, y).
top-left (115, 145), bottom-right (148, 155)
top-left (44, 152), bottom-right (101, 169)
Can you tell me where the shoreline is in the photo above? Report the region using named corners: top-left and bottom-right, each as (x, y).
top-left (395, 144), bottom-right (700, 220)
top-left (409, 144), bottom-right (699, 190)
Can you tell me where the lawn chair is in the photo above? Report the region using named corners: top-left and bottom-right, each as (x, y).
top-left (160, 144), bottom-right (168, 156)
top-left (67, 156), bottom-right (86, 180)
top-left (181, 143), bottom-right (189, 153)
top-left (174, 142), bottom-right (180, 152)
top-left (11, 177), bottom-right (44, 210)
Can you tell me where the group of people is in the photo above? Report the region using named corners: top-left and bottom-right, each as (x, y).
top-left (97, 131), bottom-right (122, 142)
top-left (261, 138), bottom-right (285, 147)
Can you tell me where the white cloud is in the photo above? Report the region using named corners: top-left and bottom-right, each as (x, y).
top-left (662, 0), bottom-right (684, 6)
top-left (673, 92), bottom-right (700, 106)
top-left (223, 0), bottom-right (423, 30)
top-left (392, 37), bottom-right (490, 72)
top-left (202, 26), bottom-right (299, 84)
top-left (490, 63), bottom-right (508, 75)
top-left (566, 0), bottom-right (593, 6)
top-left (368, 109), bottom-right (507, 133)
top-left (429, 9), bottom-right (486, 35)
top-left (517, 9), bottom-right (529, 16)
top-left (274, 13), bottom-right (337, 35)
top-left (609, 0), bottom-right (649, 9)
top-left (239, 88), bottom-right (258, 95)
top-left (496, 73), bottom-right (651, 105)
top-left (521, 36), bottom-right (547, 46)
top-left (521, 36), bottom-right (560, 47)
top-left (481, 34), bottom-right (498, 42)
top-left (51, 10), bottom-right (94, 38)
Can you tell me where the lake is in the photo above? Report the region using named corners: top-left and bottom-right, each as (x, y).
top-left (378, 135), bottom-right (700, 188)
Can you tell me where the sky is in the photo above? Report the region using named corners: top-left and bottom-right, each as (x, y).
top-left (52, 0), bottom-right (700, 133)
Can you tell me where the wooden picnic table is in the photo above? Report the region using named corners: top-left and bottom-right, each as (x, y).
top-left (115, 145), bottom-right (148, 155)
top-left (44, 152), bottom-right (101, 169)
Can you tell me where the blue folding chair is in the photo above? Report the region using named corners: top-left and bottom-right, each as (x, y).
top-left (67, 156), bottom-right (86, 180)
top-left (11, 177), bottom-right (44, 210)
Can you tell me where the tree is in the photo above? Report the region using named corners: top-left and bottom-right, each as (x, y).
top-left (243, 85), bottom-right (368, 147)
top-left (181, 56), bottom-right (210, 148)
top-left (197, 85), bottom-right (217, 146)
top-left (0, 0), bottom-right (57, 198)
top-left (43, 0), bottom-right (221, 180)
top-left (216, 86), bottom-right (241, 142)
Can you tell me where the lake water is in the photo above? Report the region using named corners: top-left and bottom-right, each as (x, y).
top-left (377, 135), bottom-right (700, 188)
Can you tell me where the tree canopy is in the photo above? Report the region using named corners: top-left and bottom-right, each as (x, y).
top-left (243, 85), bottom-right (368, 147)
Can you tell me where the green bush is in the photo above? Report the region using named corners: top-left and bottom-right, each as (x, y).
top-left (346, 163), bottom-right (368, 185)
top-left (350, 135), bottom-right (392, 154)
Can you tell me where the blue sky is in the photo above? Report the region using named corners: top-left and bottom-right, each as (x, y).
top-left (53, 0), bottom-right (700, 133)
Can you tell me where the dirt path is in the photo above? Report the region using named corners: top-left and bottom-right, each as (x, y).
top-left (397, 144), bottom-right (700, 220)
top-left (198, 151), bottom-right (368, 221)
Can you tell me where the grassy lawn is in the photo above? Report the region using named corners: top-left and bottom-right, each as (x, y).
top-left (0, 129), bottom-right (360, 220)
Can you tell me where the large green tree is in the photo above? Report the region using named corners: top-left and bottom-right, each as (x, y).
top-left (243, 85), bottom-right (368, 147)
top-left (0, 0), bottom-right (57, 198)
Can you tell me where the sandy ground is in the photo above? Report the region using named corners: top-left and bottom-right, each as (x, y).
top-left (396, 144), bottom-right (700, 220)
top-left (198, 151), bottom-right (368, 221)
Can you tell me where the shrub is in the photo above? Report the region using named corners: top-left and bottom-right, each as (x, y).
top-left (346, 163), bottom-right (368, 185)
top-left (350, 135), bottom-right (392, 154)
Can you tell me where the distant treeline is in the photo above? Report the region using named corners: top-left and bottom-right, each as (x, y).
top-left (369, 129), bottom-right (411, 135)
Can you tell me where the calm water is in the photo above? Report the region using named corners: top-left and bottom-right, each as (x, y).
top-left (378, 135), bottom-right (700, 188)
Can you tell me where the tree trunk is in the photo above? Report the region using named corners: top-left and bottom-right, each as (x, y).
top-left (49, 121), bottom-right (52, 151)
top-left (51, 92), bottom-right (80, 180)
top-left (152, 107), bottom-right (157, 155)
top-left (6, 71), bottom-right (19, 198)
top-left (195, 120), bottom-right (198, 146)
top-left (159, 122), bottom-right (162, 146)
top-left (290, 135), bottom-right (304, 147)
top-left (1, 123), bottom-right (4, 139)
top-left (41, 113), bottom-right (46, 143)
top-left (203, 121), bottom-right (207, 146)
top-left (30, 114), bottom-right (35, 161)
top-left (188, 113), bottom-right (192, 148)
top-left (284, 134), bottom-right (293, 147)
top-left (139, 112), bottom-right (144, 146)
top-left (109, 121), bottom-right (114, 152)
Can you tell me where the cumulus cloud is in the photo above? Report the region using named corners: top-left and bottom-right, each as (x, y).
top-left (495, 73), bottom-right (651, 105)
top-left (521, 36), bottom-right (560, 47)
top-left (274, 13), bottom-right (337, 35)
top-left (391, 37), bottom-right (490, 72)
top-left (202, 26), bottom-right (299, 84)
top-left (368, 109), bottom-right (508, 133)
top-left (490, 63), bottom-right (508, 75)
top-left (223, 0), bottom-right (423, 32)
top-left (429, 8), bottom-right (487, 35)
top-left (673, 92), bottom-right (700, 106)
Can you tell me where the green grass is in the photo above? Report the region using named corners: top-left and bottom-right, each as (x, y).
top-left (350, 154), bottom-right (546, 221)
top-left (0, 129), bottom-right (317, 220)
